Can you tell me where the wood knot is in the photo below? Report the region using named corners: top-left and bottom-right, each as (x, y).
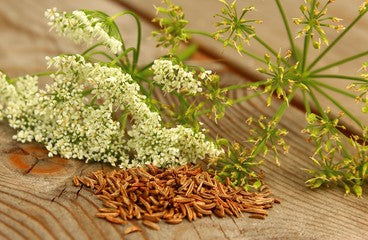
top-left (7, 144), bottom-right (71, 175)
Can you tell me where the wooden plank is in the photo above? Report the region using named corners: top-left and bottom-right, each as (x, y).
top-left (117, 0), bottom-right (368, 133)
top-left (0, 0), bottom-right (368, 240)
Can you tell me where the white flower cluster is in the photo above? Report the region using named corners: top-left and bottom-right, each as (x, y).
top-left (151, 59), bottom-right (202, 95)
top-left (45, 8), bottom-right (122, 54)
top-left (127, 123), bottom-right (222, 167)
top-left (0, 55), bottom-right (222, 167)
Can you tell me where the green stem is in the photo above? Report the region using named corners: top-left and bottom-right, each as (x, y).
top-left (186, 29), bottom-right (266, 64)
top-left (195, 108), bottom-right (211, 117)
top-left (111, 47), bottom-right (136, 66)
top-left (31, 71), bottom-right (54, 77)
top-left (82, 43), bottom-right (104, 56)
top-left (302, 89), bottom-right (311, 114)
top-left (308, 79), bottom-right (357, 99)
top-left (253, 36), bottom-right (277, 58)
top-left (308, 11), bottom-right (367, 70)
top-left (232, 91), bottom-right (264, 104)
top-left (310, 50), bottom-right (368, 75)
top-left (111, 10), bottom-right (142, 71)
top-left (84, 51), bottom-right (115, 61)
top-left (311, 74), bottom-right (368, 83)
top-left (307, 87), bottom-right (328, 118)
top-left (253, 35), bottom-right (290, 66)
top-left (275, 0), bottom-right (298, 60)
top-left (118, 110), bottom-right (129, 130)
top-left (311, 84), bottom-right (363, 128)
top-left (223, 80), bottom-right (268, 91)
top-left (301, 0), bottom-right (316, 72)
top-left (301, 30), bottom-right (311, 72)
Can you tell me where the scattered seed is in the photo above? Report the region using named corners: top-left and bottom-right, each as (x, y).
top-left (124, 225), bottom-right (142, 235)
top-left (73, 176), bottom-right (80, 187)
top-left (96, 212), bottom-right (119, 218)
top-left (106, 216), bottom-right (127, 224)
top-left (165, 218), bottom-right (183, 224)
top-left (142, 220), bottom-right (160, 230)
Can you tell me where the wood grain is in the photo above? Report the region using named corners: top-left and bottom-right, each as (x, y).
top-left (0, 0), bottom-right (368, 240)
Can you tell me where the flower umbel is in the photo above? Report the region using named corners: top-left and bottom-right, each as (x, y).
top-left (151, 59), bottom-right (202, 95)
top-left (293, 0), bottom-right (345, 49)
top-left (257, 53), bottom-right (299, 106)
top-left (45, 8), bottom-right (123, 54)
top-left (152, 0), bottom-right (190, 52)
top-left (303, 112), bottom-right (368, 196)
top-left (214, 0), bottom-right (261, 53)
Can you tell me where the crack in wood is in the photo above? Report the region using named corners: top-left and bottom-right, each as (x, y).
top-left (24, 159), bottom-right (40, 175)
top-left (210, 215), bottom-right (232, 240)
top-left (75, 184), bottom-right (84, 199)
top-left (192, 222), bottom-right (204, 240)
top-left (51, 185), bottom-right (67, 202)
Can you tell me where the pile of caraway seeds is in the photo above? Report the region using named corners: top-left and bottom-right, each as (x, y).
top-left (73, 164), bottom-right (279, 234)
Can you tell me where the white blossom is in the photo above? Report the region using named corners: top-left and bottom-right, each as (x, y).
top-left (45, 8), bottom-right (122, 54)
top-left (151, 59), bottom-right (202, 95)
top-left (1, 55), bottom-right (222, 168)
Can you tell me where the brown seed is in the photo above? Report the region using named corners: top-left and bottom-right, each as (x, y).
top-left (98, 208), bottom-right (119, 213)
top-left (124, 225), bottom-right (142, 235)
top-left (193, 203), bottom-right (212, 215)
top-left (96, 212), bottom-right (119, 218)
top-left (142, 220), bottom-right (160, 230)
top-left (142, 214), bottom-right (160, 223)
top-left (103, 201), bottom-right (118, 209)
top-left (106, 216), bottom-right (126, 224)
top-left (197, 202), bottom-right (216, 210)
top-left (173, 197), bottom-right (194, 203)
top-left (185, 181), bottom-right (195, 196)
top-left (243, 208), bottom-right (268, 216)
top-left (163, 208), bottom-right (174, 219)
top-left (73, 176), bottom-right (80, 187)
top-left (165, 218), bottom-right (183, 224)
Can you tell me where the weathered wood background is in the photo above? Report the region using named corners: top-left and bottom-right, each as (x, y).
top-left (0, 0), bottom-right (368, 239)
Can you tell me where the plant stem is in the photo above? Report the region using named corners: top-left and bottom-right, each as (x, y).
top-left (111, 47), bottom-right (136, 66)
top-left (301, 0), bottom-right (316, 72)
top-left (232, 91), bottom-right (264, 104)
top-left (82, 43), bottom-right (104, 56)
top-left (307, 87), bottom-right (328, 118)
top-left (111, 10), bottom-right (142, 71)
top-left (275, 0), bottom-right (298, 60)
top-left (223, 80), bottom-right (268, 91)
top-left (31, 71), bottom-right (54, 77)
top-left (186, 29), bottom-right (266, 64)
top-left (85, 51), bottom-right (115, 61)
top-left (310, 50), bottom-right (368, 75)
top-left (302, 89), bottom-right (311, 114)
top-left (311, 84), bottom-right (363, 128)
top-left (308, 79), bottom-right (357, 99)
top-left (311, 74), bottom-right (368, 83)
top-left (308, 11), bottom-right (367, 70)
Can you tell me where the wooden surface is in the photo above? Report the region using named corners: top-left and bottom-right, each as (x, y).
top-left (0, 0), bottom-right (368, 239)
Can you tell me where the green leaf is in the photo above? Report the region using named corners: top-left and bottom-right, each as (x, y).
top-left (312, 178), bottom-right (323, 188)
top-left (353, 184), bottom-right (362, 197)
top-left (177, 44), bottom-right (198, 61)
top-left (253, 180), bottom-right (262, 189)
